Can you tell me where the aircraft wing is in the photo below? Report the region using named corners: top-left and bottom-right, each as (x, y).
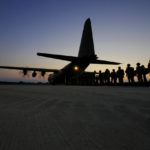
top-left (37, 53), bottom-right (78, 61)
top-left (0, 66), bottom-right (59, 72)
top-left (90, 59), bottom-right (121, 65)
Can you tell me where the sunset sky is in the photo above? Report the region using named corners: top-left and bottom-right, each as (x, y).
top-left (0, 0), bottom-right (150, 82)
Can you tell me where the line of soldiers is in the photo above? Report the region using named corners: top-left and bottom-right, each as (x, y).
top-left (97, 60), bottom-right (150, 84)
top-left (98, 67), bottom-right (124, 84)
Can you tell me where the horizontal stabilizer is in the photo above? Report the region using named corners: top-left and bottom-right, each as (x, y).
top-left (37, 53), bottom-right (78, 61)
top-left (0, 66), bottom-right (59, 72)
top-left (90, 60), bottom-right (121, 65)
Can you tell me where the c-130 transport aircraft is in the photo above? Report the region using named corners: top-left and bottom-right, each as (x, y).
top-left (0, 18), bottom-right (120, 84)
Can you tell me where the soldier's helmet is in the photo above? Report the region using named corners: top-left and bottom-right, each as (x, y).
top-left (141, 65), bottom-right (144, 68)
top-left (136, 62), bottom-right (140, 66)
top-left (127, 64), bottom-right (130, 67)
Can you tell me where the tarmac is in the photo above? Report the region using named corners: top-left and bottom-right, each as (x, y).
top-left (0, 85), bottom-right (150, 150)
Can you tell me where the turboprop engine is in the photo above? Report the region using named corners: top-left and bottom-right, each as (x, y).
top-left (32, 71), bottom-right (37, 77)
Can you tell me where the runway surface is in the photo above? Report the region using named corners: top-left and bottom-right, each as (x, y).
top-left (0, 85), bottom-right (150, 150)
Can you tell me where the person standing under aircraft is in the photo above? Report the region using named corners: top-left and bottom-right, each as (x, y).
top-left (104, 69), bottom-right (110, 84)
top-left (141, 65), bottom-right (147, 83)
top-left (126, 64), bottom-right (135, 83)
top-left (148, 60), bottom-right (150, 73)
top-left (98, 70), bottom-right (104, 85)
top-left (110, 69), bottom-right (117, 84)
top-left (136, 63), bottom-right (143, 83)
top-left (117, 66), bottom-right (124, 84)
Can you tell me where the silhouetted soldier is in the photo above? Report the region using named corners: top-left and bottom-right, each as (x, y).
top-left (136, 63), bottom-right (143, 83)
top-left (99, 70), bottom-right (104, 85)
top-left (141, 65), bottom-right (147, 82)
top-left (117, 66), bottom-right (124, 84)
top-left (110, 69), bottom-right (117, 84)
top-left (125, 64), bottom-right (135, 83)
top-left (93, 70), bottom-right (97, 85)
top-left (104, 69), bottom-right (110, 84)
top-left (148, 60), bottom-right (150, 73)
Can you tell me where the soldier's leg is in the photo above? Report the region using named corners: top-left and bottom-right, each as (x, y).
top-left (143, 74), bottom-right (147, 82)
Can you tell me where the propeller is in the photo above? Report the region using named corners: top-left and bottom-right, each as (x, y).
top-left (19, 70), bottom-right (48, 79)
top-left (41, 71), bottom-right (46, 77)
top-left (32, 71), bottom-right (37, 77)
top-left (19, 69), bottom-right (30, 77)
top-left (37, 71), bottom-right (48, 79)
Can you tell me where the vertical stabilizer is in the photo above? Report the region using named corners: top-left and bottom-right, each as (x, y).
top-left (78, 18), bottom-right (95, 58)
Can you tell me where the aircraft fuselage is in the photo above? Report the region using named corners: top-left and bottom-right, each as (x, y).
top-left (48, 60), bottom-right (90, 84)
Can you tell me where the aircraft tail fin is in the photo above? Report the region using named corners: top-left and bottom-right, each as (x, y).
top-left (78, 18), bottom-right (95, 58)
